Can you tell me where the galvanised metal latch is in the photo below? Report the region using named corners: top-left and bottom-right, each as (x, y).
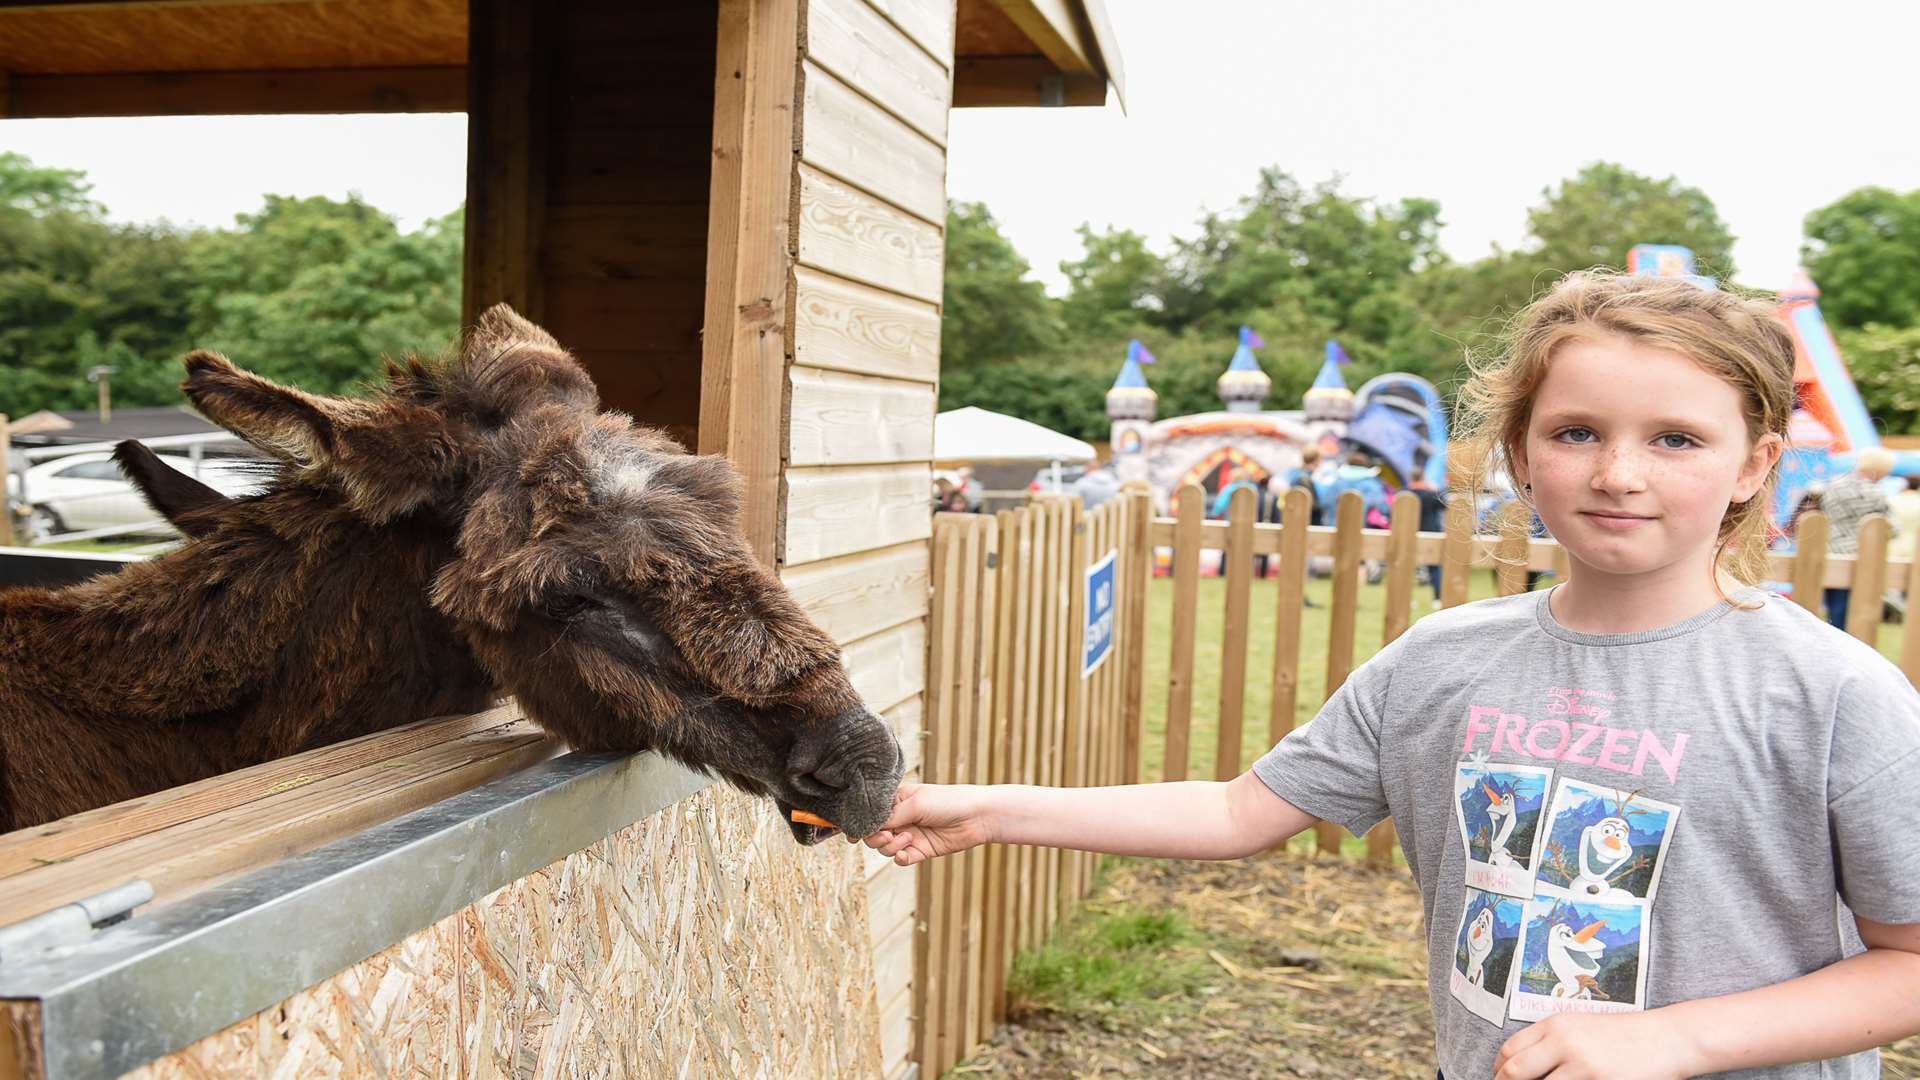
top-left (0, 879), bottom-right (153, 966)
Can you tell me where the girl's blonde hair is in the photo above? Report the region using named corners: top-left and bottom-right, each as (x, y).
top-left (1456, 270), bottom-right (1797, 587)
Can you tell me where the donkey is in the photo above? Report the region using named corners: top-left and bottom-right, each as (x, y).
top-left (0, 305), bottom-right (902, 842)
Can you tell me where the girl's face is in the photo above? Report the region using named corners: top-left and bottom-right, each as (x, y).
top-left (1515, 335), bottom-right (1780, 586)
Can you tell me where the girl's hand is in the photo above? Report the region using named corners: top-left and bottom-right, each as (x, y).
top-left (1494, 1011), bottom-right (1701, 1080)
top-left (852, 782), bottom-right (992, 865)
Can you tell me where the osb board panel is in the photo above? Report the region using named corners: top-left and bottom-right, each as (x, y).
top-left (0, 0), bottom-right (465, 76)
top-left (793, 267), bottom-right (941, 385)
top-left (125, 785), bottom-right (886, 1080)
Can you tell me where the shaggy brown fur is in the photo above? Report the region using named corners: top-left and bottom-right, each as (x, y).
top-left (0, 306), bottom-right (902, 842)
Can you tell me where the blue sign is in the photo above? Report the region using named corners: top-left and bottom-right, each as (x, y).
top-left (1083, 550), bottom-right (1116, 676)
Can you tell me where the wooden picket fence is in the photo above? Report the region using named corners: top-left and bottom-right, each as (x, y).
top-left (917, 483), bottom-right (1914, 1073)
top-left (916, 493), bottom-right (1150, 1077)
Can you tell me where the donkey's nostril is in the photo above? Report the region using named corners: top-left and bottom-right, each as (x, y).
top-left (788, 765), bottom-right (848, 799)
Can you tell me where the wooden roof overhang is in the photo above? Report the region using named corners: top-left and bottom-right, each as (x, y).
top-left (0, 0), bottom-right (1124, 119)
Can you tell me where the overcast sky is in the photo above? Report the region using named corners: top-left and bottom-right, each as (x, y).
top-left (5, 0), bottom-right (1916, 295)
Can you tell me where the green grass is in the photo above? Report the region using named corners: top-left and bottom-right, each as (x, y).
top-left (1137, 568), bottom-right (1909, 787)
top-left (31, 537), bottom-right (175, 554)
top-left (1006, 863), bottom-right (1220, 1027)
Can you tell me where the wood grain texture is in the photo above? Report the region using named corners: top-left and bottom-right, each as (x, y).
top-left (784, 463), bottom-right (933, 566)
top-left (865, 0), bottom-right (956, 67)
top-left (807, 0), bottom-right (951, 144)
top-left (794, 266), bottom-right (941, 383)
top-left (780, 541), bottom-right (931, 645)
top-left (701, 0), bottom-right (799, 565)
top-left (797, 165), bottom-right (945, 304)
top-left (844, 618), bottom-right (930, 714)
top-left (800, 61), bottom-right (946, 225)
top-left (788, 366), bottom-right (937, 466)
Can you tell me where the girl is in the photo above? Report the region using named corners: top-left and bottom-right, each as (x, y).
top-left (857, 272), bottom-right (1920, 1079)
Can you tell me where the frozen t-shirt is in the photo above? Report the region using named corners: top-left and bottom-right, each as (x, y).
top-left (1253, 588), bottom-right (1920, 1079)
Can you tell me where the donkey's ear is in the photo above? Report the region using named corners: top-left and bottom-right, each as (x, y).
top-left (457, 303), bottom-right (598, 418)
top-left (181, 351), bottom-right (344, 466)
top-left (112, 440), bottom-right (233, 539)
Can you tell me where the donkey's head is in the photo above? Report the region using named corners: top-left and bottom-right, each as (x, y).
top-left (177, 305), bottom-right (903, 842)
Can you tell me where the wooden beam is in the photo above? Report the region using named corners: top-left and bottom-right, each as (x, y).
top-left (462, 0), bottom-right (547, 324)
top-left (0, 705), bottom-right (560, 925)
top-left (699, 0), bottom-right (801, 567)
top-left (951, 55), bottom-right (1103, 107)
top-left (985, 0), bottom-right (1094, 74)
top-left (0, 65), bottom-right (464, 119)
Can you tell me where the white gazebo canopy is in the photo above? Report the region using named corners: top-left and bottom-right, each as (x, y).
top-left (934, 406), bottom-right (1097, 465)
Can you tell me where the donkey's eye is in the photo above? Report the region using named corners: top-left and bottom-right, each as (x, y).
top-left (543, 594), bottom-right (601, 621)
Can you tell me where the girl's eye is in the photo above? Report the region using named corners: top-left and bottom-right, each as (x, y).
top-left (1657, 433), bottom-right (1698, 450)
top-left (1556, 427), bottom-right (1596, 444)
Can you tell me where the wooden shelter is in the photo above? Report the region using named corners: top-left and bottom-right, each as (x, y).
top-left (0, 2), bottom-right (1122, 1078)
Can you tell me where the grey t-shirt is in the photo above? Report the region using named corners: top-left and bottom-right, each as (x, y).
top-left (1254, 588), bottom-right (1920, 1079)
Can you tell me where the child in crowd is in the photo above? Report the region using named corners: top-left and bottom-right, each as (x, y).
top-left (858, 272), bottom-right (1920, 1079)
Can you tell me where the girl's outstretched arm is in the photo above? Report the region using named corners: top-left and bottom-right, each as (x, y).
top-left (854, 771), bottom-right (1318, 865)
top-left (1493, 916), bottom-right (1920, 1080)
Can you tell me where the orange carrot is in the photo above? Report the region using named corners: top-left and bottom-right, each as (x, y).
top-left (790, 809), bottom-right (837, 829)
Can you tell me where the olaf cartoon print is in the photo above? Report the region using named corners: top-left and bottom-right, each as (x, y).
top-left (1450, 887), bottom-right (1526, 1026)
top-left (1534, 778), bottom-right (1680, 902)
top-left (1453, 760), bottom-right (1553, 897)
top-left (1510, 896), bottom-right (1650, 1021)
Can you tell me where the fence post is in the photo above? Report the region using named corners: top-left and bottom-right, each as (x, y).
top-left (1442, 497), bottom-right (1473, 608)
top-left (1164, 484), bottom-right (1203, 782)
top-left (1903, 544), bottom-right (1920, 684)
top-left (1847, 516), bottom-right (1891, 645)
top-left (1269, 488), bottom-right (1311, 748)
top-left (1495, 501), bottom-right (1531, 596)
top-left (1791, 513), bottom-right (1829, 616)
top-left (0, 414), bottom-right (13, 547)
top-left (916, 518), bottom-right (961, 1074)
top-left (1368, 491), bottom-right (1420, 868)
top-left (1317, 490), bottom-right (1364, 855)
top-left (1121, 489), bottom-right (1152, 783)
top-left (1216, 487), bottom-right (1255, 780)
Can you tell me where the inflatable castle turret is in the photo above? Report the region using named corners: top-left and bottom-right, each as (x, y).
top-left (1303, 339), bottom-right (1355, 434)
top-left (1215, 326), bottom-right (1272, 413)
top-left (1107, 339), bottom-right (1158, 485)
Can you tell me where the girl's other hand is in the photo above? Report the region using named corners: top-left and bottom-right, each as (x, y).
top-left (851, 782), bottom-right (991, 865)
top-left (1493, 1010), bottom-right (1700, 1080)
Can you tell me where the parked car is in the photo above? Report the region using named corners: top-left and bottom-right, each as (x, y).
top-left (1027, 462), bottom-right (1089, 494)
top-left (8, 452), bottom-right (266, 541)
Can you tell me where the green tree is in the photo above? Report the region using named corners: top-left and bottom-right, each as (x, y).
top-left (941, 201), bottom-right (1061, 369)
top-left (1801, 187), bottom-right (1920, 331)
top-left (1838, 324), bottom-right (1920, 435)
top-left (1058, 224), bottom-right (1164, 339)
top-left (0, 151), bottom-right (98, 216)
top-left (1524, 162), bottom-right (1736, 279)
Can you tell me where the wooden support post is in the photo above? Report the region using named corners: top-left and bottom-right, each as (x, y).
top-left (1441, 497), bottom-right (1473, 609)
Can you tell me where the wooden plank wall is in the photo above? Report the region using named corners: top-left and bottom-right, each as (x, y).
top-left (784, 2), bottom-right (954, 1078)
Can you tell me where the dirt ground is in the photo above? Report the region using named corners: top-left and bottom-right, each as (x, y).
top-left (947, 851), bottom-right (1920, 1080)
